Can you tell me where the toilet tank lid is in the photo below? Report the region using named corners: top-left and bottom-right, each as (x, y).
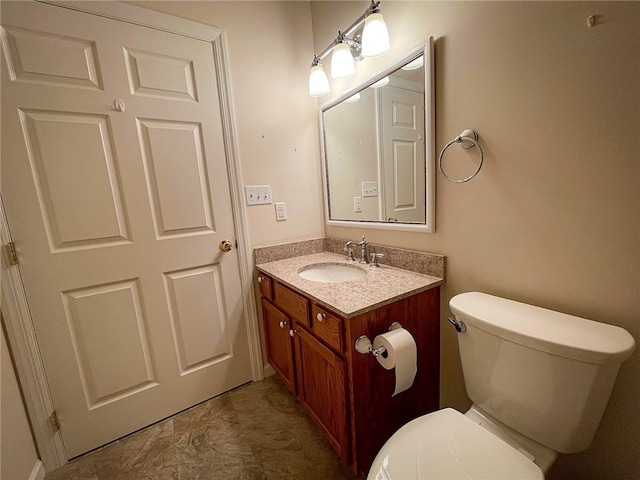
top-left (450, 292), bottom-right (636, 365)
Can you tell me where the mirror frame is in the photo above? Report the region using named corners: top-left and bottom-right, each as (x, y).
top-left (319, 37), bottom-right (435, 232)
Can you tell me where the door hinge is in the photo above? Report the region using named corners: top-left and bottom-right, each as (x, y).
top-left (49, 410), bottom-right (61, 432)
top-left (3, 241), bottom-right (18, 266)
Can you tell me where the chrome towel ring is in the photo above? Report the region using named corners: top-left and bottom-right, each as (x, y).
top-left (438, 129), bottom-right (484, 183)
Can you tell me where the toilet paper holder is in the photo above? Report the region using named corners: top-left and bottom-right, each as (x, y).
top-left (355, 322), bottom-right (402, 357)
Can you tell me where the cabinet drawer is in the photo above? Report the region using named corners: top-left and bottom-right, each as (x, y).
top-left (257, 273), bottom-right (273, 299)
top-left (273, 282), bottom-right (309, 326)
top-left (311, 304), bottom-right (344, 353)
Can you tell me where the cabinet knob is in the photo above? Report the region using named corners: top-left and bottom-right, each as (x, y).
top-left (316, 313), bottom-right (326, 322)
top-left (257, 276), bottom-right (263, 283)
top-left (279, 321), bottom-right (287, 328)
top-left (289, 328), bottom-right (296, 337)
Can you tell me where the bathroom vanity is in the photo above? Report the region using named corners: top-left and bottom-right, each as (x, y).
top-left (255, 251), bottom-right (442, 476)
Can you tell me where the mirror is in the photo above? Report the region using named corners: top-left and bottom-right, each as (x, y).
top-left (320, 39), bottom-right (435, 232)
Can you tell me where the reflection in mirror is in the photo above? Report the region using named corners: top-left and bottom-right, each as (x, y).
top-left (320, 39), bottom-right (434, 232)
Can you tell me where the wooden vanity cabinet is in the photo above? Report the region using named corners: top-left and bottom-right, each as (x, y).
top-left (257, 272), bottom-right (440, 477)
top-left (293, 326), bottom-right (350, 462)
top-left (261, 298), bottom-right (296, 394)
top-left (345, 287), bottom-right (440, 475)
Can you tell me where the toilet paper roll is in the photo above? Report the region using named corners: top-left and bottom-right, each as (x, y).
top-left (373, 327), bottom-right (417, 397)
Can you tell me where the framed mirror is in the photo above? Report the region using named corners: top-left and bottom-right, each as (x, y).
top-left (320, 38), bottom-right (435, 232)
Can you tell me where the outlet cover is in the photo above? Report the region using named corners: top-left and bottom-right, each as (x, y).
top-left (275, 202), bottom-right (287, 221)
top-left (354, 196), bottom-right (362, 213)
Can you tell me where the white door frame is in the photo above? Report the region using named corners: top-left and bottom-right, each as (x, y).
top-left (0, 0), bottom-right (263, 471)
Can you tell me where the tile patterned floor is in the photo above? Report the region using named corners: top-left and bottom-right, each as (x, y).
top-left (44, 376), bottom-right (359, 480)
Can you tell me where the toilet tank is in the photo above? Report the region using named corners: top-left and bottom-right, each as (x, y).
top-left (450, 292), bottom-right (635, 454)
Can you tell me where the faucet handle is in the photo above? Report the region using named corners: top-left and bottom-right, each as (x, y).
top-left (370, 252), bottom-right (385, 267)
top-left (343, 241), bottom-right (356, 262)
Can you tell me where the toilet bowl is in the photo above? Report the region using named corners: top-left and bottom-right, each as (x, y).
top-left (368, 408), bottom-right (544, 480)
top-left (367, 292), bottom-right (636, 480)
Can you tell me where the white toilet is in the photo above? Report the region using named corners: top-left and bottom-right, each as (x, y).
top-left (368, 292), bottom-right (636, 480)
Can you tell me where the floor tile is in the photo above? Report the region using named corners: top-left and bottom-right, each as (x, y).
top-left (44, 376), bottom-right (357, 480)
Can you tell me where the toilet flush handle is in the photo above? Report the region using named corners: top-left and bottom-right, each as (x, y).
top-left (447, 317), bottom-right (467, 333)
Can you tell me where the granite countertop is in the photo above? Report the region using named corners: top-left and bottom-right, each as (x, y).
top-left (256, 251), bottom-right (443, 318)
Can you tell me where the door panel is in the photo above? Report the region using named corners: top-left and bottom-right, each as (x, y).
top-left (163, 265), bottom-right (232, 373)
top-left (62, 279), bottom-right (156, 408)
top-left (261, 298), bottom-right (295, 394)
top-left (20, 109), bottom-right (130, 250)
top-left (137, 119), bottom-right (214, 237)
top-left (1, 1), bottom-right (251, 458)
top-left (2, 25), bottom-right (103, 89)
top-left (294, 326), bottom-right (349, 462)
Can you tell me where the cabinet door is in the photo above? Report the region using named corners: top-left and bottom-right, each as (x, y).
top-left (294, 326), bottom-right (350, 463)
top-left (261, 299), bottom-right (295, 394)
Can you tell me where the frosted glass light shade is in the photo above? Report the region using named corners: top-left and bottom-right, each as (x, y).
top-left (344, 92), bottom-right (361, 103)
top-left (370, 76), bottom-right (389, 88)
top-left (331, 42), bottom-right (355, 79)
top-left (402, 56), bottom-right (424, 71)
top-left (361, 12), bottom-right (390, 58)
top-left (309, 64), bottom-right (330, 97)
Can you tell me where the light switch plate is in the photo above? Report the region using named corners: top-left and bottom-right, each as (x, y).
top-left (245, 185), bottom-right (272, 205)
top-left (362, 181), bottom-right (378, 197)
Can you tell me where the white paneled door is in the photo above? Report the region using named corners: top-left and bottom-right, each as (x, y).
top-left (381, 86), bottom-right (425, 224)
top-left (1, 1), bottom-right (252, 458)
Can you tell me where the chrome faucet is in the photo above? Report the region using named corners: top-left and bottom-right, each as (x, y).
top-left (344, 241), bottom-right (357, 262)
top-left (358, 236), bottom-right (368, 264)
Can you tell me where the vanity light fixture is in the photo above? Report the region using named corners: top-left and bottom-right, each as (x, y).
top-left (309, 55), bottom-right (330, 97)
top-left (361, 10), bottom-right (390, 57)
top-left (308, 0), bottom-right (391, 97)
top-left (331, 32), bottom-right (355, 79)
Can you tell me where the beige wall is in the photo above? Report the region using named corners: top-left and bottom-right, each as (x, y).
top-left (312, 2), bottom-right (639, 480)
top-left (130, 1), bottom-right (326, 249)
top-left (1, 326), bottom-right (41, 480)
top-left (131, 1), bottom-right (638, 478)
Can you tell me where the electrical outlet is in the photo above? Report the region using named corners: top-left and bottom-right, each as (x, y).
top-left (275, 202), bottom-right (287, 221)
top-left (362, 181), bottom-right (378, 197)
top-left (245, 185), bottom-right (272, 205)
top-left (354, 196), bottom-right (362, 213)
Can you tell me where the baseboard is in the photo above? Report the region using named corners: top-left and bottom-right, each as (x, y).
top-left (29, 460), bottom-right (46, 480)
top-left (263, 363), bottom-right (276, 378)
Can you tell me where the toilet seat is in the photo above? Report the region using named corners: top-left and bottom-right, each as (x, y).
top-left (367, 408), bottom-right (544, 480)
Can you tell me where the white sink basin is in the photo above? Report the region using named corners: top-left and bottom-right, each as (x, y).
top-left (297, 263), bottom-right (366, 283)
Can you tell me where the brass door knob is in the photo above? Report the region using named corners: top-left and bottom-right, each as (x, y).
top-left (219, 240), bottom-right (233, 252)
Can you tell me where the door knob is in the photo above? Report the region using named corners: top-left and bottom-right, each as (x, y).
top-left (219, 240), bottom-right (233, 252)
top-left (113, 98), bottom-right (126, 112)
